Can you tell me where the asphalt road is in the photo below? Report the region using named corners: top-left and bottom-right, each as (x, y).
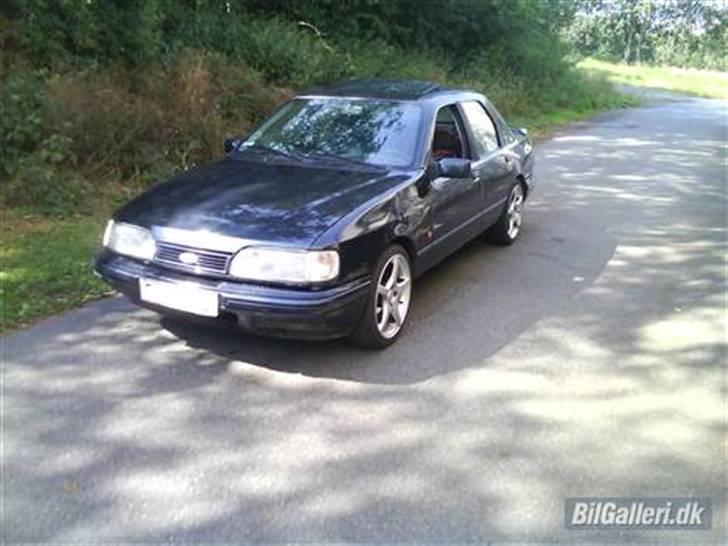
top-left (2, 97), bottom-right (726, 544)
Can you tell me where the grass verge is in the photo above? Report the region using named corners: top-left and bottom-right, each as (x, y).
top-left (579, 58), bottom-right (728, 99)
top-left (1, 211), bottom-right (113, 332)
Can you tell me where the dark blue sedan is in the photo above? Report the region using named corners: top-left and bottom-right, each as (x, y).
top-left (95, 79), bottom-right (535, 348)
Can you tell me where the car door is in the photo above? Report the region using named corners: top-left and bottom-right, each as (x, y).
top-left (459, 100), bottom-right (516, 226)
top-left (428, 104), bottom-right (485, 256)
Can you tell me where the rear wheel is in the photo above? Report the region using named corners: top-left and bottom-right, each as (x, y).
top-left (349, 245), bottom-right (412, 349)
top-left (487, 182), bottom-right (524, 245)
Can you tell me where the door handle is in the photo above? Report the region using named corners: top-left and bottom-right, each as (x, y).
top-left (473, 176), bottom-right (482, 184)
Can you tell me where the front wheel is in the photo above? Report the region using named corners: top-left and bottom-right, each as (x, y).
top-left (487, 182), bottom-right (524, 245)
top-left (349, 245), bottom-right (412, 349)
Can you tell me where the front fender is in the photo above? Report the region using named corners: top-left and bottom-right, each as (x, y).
top-left (313, 175), bottom-right (430, 284)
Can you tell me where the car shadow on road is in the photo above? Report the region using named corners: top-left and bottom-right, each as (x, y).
top-left (159, 206), bottom-right (617, 385)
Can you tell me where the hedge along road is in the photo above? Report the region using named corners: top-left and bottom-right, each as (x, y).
top-left (2, 96), bottom-right (725, 543)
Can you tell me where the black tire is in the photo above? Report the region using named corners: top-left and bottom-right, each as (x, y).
top-left (486, 182), bottom-right (525, 246)
top-left (349, 244), bottom-right (412, 349)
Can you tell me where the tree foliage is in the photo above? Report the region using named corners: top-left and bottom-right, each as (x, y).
top-left (2, 0), bottom-right (580, 71)
top-left (565, 0), bottom-right (727, 70)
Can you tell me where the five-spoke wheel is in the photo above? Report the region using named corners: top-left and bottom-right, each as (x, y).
top-left (350, 245), bottom-right (412, 348)
top-left (375, 253), bottom-right (412, 339)
top-left (487, 182), bottom-right (526, 245)
top-left (506, 183), bottom-right (524, 240)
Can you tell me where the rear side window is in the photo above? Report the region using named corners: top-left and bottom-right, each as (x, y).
top-left (490, 106), bottom-right (517, 145)
top-left (461, 101), bottom-right (499, 157)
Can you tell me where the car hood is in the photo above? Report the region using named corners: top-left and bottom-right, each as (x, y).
top-left (115, 155), bottom-right (412, 248)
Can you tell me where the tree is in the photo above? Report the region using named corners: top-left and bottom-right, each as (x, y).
top-left (565, 0), bottom-right (727, 69)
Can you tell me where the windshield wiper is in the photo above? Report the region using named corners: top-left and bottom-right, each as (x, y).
top-left (300, 151), bottom-right (378, 169)
top-left (240, 144), bottom-right (305, 161)
top-left (242, 145), bottom-right (381, 169)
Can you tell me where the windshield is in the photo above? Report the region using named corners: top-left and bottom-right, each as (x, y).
top-left (241, 98), bottom-right (421, 168)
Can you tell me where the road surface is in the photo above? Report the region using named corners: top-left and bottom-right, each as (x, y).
top-left (2, 97), bottom-right (726, 543)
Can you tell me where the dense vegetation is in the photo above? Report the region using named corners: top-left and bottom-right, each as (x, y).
top-left (1, 0), bottom-right (629, 217)
top-left (566, 0), bottom-right (727, 70)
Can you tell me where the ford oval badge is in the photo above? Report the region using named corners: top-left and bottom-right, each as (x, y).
top-left (178, 251), bottom-right (199, 265)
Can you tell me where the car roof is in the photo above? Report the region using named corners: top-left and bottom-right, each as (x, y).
top-left (299, 79), bottom-right (476, 102)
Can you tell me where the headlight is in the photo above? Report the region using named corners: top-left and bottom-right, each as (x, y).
top-left (103, 220), bottom-right (156, 261)
top-left (228, 247), bottom-right (339, 283)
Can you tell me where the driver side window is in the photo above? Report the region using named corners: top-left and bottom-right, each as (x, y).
top-left (432, 105), bottom-right (468, 160)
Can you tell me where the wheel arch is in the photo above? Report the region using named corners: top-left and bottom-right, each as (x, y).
top-left (516, 173), bottom-right (529, 199)
top-left (389, 235), bottom-right (417, 266)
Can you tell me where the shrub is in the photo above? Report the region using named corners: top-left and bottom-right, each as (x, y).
top-left (1, 50), bottom-right (289, 215)
top-left (0, 70), bottom-right (90, 214)
top-left (3, 132), bottom-right (92, 215)
top-left (47, 69), bottom-right (162, 177)
top-left (233, 18), bottom-right (348, 87)
top-left (0, 70), bottom-right (48, 176)
top-left (341, 39), bottom-right (451, 83)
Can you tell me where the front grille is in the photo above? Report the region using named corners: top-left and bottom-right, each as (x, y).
top-left (154, 241), bottom-right (232, 274)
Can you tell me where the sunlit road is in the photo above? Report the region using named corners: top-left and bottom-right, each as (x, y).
top-left (2, 97), bottom-right (726, 543)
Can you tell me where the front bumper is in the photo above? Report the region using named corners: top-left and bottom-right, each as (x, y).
top-left (94, 250), bottom-right (370, 340)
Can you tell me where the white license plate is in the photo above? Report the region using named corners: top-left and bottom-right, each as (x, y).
top-left (139, 278), bottom-right (219, 317)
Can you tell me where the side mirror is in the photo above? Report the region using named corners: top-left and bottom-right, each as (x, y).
top-left (436, 157), bottom-right (472, 179)
top-left (224, 137), bottom-right (243, 154)
top-left (513, 127), bottom-right (529, 138)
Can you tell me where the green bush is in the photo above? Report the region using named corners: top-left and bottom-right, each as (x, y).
top-left (0, 71), bottom-right (89, 214)
top-left (0, 50), bottom-right (288, 215)
top-left (233, 18), bottom-right (348, 87)
top-left (340, 38), bottom-right (450, 83)
top-left (0, 70), bottom-right (48, 176)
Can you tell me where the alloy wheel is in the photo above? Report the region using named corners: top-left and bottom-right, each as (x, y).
top-left (375, 253), bottom-right (412, 339)
top-left (507, 184), bottom-right (524, 239)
